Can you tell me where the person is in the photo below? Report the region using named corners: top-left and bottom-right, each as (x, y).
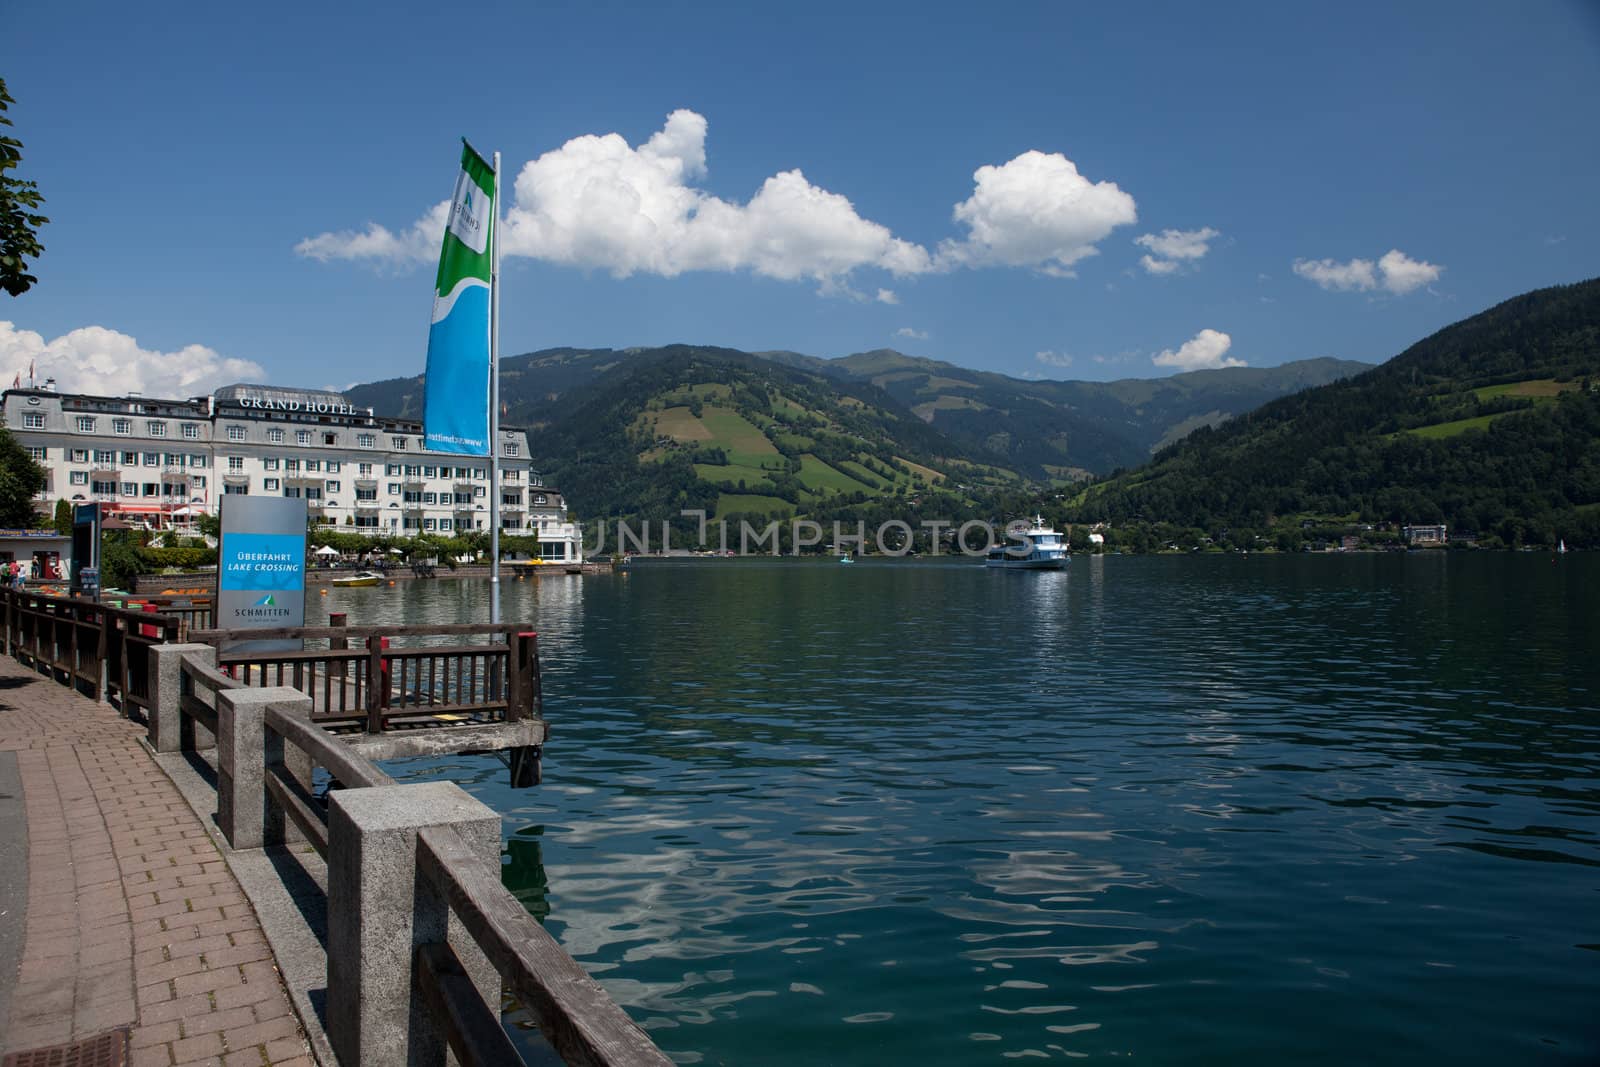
top-left (6, 560), bottom-right (17, 588)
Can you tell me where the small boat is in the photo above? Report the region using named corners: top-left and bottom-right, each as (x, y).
top-left (1558, 539), bottom-right (1567, 555)
top-left (330, 570), bottom-right (385, 588)
top-left (839, 556), bottom-right (855, 565)
top-left (986, 516), bottom-right (1069, 570)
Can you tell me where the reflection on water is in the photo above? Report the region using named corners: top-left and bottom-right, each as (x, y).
top-left (346, 555), bottom-right (1600, 1065)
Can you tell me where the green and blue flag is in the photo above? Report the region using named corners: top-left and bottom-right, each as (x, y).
top-left (423, 141), bottom-right (495, 455)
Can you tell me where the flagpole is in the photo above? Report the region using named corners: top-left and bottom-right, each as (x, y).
top-left (489, 150), bottom-right (502, 626)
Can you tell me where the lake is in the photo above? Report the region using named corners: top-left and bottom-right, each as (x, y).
top-left (323, 553), bottom-right (1599, 1064)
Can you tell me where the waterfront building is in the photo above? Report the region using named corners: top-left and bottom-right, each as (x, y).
top-left (2, 382), bottom-right (583, 562)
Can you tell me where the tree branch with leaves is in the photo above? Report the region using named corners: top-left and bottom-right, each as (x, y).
top-left (1, 77), bottom-right (49, 297)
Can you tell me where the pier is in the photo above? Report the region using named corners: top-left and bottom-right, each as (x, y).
top-left (0, 588), bottom-right (670, 1066)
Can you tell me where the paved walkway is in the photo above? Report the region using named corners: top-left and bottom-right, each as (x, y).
top-left (0, 652), bottom-right (313, 1067)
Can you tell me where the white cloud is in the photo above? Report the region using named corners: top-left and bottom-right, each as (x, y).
top-left (895, 327), bottom-right (929, 341)
top-left (1, 322), bottom-right (265, 397)
top-left (1376, 249), bottom-right (1441, 294)
top-left (1152, 328), bottom-right (1244, 371)
top-left (939, 150), bottom-right (1137, 275)
top-left (1134, 226), bottom-right (1218, 274)
top-left (1293, 256), bottom-right (1378, 291)
top-left (1293, 248), bottom-right (1441, 294)
top-left (875, 288), bottom-right (899, 305)
top-left (1034, 350), bottom-right (1074, 368)
top-left (294, 201), bottom-right (449, 267)
top-left (300, 110), bottom-right (931, 286)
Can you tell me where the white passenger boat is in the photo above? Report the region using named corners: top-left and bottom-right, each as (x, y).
top-left (985, 516), bottom-right (1069, 570)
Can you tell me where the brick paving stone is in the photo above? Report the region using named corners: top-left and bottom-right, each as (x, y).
top-left (0, 653), bottom-right (309, 1064)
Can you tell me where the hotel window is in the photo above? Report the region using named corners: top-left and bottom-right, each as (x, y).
top-left (283, 486), bottom-right (301, 499)
top-left (147, 421), bottom-right (167, 437)
top-left (305, 487), bottom-right (322, 501)
top-left (226, 425), bottom-right (245, 441)
top-left (181, 423), bottom-right (199, 439)
top-left (326, 480), bottom-right (341, 493)
top-left (454, 493), bottom-right (471, 506)
top-left (423, 466), bottom-right (437, 478)
top-left (504, 443), bottom-right (520, 457)
top-left (404, 465), bottom-right (421, 478)
top-left (305, 459), bottom-right (321, 472)
top-left (355, 515), bottom-right (378, 529)
top-left (323, 432), bottom-right (337, 445)
top-left (358, 463), bottom-right (373, 476)
top-left (385, 464), bottom-right (399, 476)
top-left (120, 482), bottom-right (137, 496)
top-left (295, 430), bottom-right (312, 445)
top-left (190, 454), bottom-right (207, 467)
top-left (227, 457), bottom-right (245, 472)
top-left (143, 452), bottom-right (160, 466)
top-left (439, 519), bottom-right (453, 531)
top-left (387, 483), bottom-right (400, 495)
top-left (121, 451), bottom-right (138, 465)
top-left (423, 519), bottom-right (436, 531)
top-left (143, 483), bottom-right (159, 497)
top-left (114, 418), bottom-right (131, 435)
top-left (76, 416), bottom-right (96, 433)
top-left (267, 428), bottom-right (285, 443)
top-left (263, 478), bottom-right (280, 491)
top-left (70, 471), bottom-right (88, 485)
top-left (22, 412), bottom-right (44, 428)
top-left (403, 517), bottom-right (420, 530)
top-left (263, 458), bottom-right (279, 471)
top-left (192, 475), bottom-right (206, 489)
top-left (502, 493), bottom-right (521, 507)
top-left (422, 492), bottom-right (436, 505)
top-left (285, 459), bottom-right (300, 472)
top-left (356, 488), bottom-right (377, 502)
top-left (94, 450), bottom-right (115, 463)
top-left (474, 486), bottom-right (485, 498)
top-left (224, 483), bottom-right (249, 495)
top-left (164, 453), bottom-right (183, 466)
top-left (534, 494), bottom-right (547, 505)
top-left (70, 448), bottom-right (89, 463)
top-left (358, 434), bottom-right (375, 448)
top-left (391, 437), bottom-right (407, 450)
top-left (92, 480), bottom-right (116, 495)
top-left (326, 461), bottom-right (340, 473)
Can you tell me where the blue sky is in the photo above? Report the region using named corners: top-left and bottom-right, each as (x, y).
top-left (3, 0), bottom-right (1597, 399)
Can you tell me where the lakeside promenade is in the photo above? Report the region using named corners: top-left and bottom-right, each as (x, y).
top-left (0, 653), bottom-right (312, 1066)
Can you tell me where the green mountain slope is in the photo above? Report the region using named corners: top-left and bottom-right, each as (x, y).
top-left (530, 346), bottom-right (1012, 523)
top-left (765, 348), bottom-right (1371, 477)
top-left (1070, 278), bottom-right (1600, 546)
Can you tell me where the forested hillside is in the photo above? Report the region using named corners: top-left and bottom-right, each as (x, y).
top-left (1070, 278), bottom-right (1600, 547)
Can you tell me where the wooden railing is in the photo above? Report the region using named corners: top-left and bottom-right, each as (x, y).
top-left (164, 648), bottom-right (669, 1067)
top-left (187, 622), bottom-right (540, 734)
top-left (2, 588), bottom-right (179, 711)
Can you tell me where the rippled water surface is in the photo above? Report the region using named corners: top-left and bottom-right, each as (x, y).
top-left (330, 554), bottom-right (1600, 1064)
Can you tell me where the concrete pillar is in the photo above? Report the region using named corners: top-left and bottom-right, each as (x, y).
top-left (216, 686), bottom-right (313, 849)
top-left (147, 643), bottom-right (217, 753)
top-left (326, 782), bottom-right (501, 1067)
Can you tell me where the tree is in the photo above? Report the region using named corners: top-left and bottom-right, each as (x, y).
top-left (1, 78), bottom-right (49, 296)
top-left (52, 498), bottom-right (71, 533)
top-left (0, 422), bottom-right (45, 526)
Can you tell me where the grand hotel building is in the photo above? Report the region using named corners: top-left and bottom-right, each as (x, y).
top-left (1, 382), bottom-right (583, 562)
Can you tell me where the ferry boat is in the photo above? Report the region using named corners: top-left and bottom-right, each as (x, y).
top-left (985, 516), bottom-right (1069, 570)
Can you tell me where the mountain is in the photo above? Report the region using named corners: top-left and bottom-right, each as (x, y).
top-left (345, 347), bottom-right (1370, 480)
top-left (1070, 278), bottom-right (1600, 547)
top-left (524, 345), bottom-right (1013, 523)
top-left (764, 349), bottom-right (1371, 478)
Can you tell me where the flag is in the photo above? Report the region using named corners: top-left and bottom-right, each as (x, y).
top-left (423, 141), bottom-right (495, 456)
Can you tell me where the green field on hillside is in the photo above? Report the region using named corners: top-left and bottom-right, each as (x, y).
top-left (695, 462), bottom-right (782, 486)
top-left (796, 454), bottom-right (874, 495)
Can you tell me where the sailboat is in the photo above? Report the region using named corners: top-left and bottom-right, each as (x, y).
top-left (1558, 539), bottom-right (1567, 555)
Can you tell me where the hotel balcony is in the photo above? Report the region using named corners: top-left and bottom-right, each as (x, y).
top-left (354, 498), bottom-right (380, 510)
top-left (354, 477), bottom-right (379, 489)
top-left (91, 464), bottom-right (120, 478)
top-left (222, 472), bottom-right (249, 484)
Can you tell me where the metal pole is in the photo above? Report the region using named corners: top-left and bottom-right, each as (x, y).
top-left (489, 151), bottom-right (502, 626)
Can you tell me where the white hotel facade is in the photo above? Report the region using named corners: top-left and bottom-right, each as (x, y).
top-left (2, 382), bottom-right (583, 562)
